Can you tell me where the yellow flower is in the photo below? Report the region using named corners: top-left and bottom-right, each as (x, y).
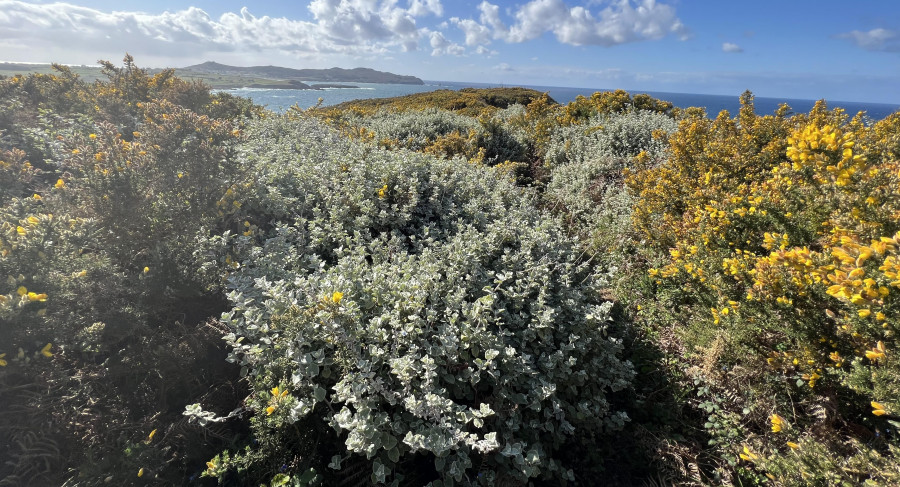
top-left (206, 460), bottom-right (216, 470)
top-left (865, 349), bottom-right (884, 360)
top-left (0, 353), bottom-right (7, 367)
top-left (32, 193), bottom-right (41, 200)
top-left (332, 291), bottom-right (343, 304)
top-left (143, 266), bottom-right (150, 274)
top-left (137, 468), bottom-right (144, 477)
top-left (147, 428), bottom-right (157, 441)
top-left (89, 133), bottom-right (97, 139)
top-left (16, 286), bottom-right (27, 296)
top-left (872, 401), bottom-right (887, 416)
top-left (787, 441), bottom-right (800, 450)
top-left (739, 445), bottom-right (758, 461)
top-left (41, 343), bottom-right (52, 357)
top-left (16, 226), bottom-right (26, 236)
top-left (858, 309), bottom-right (871, 318)
top-left (27, 292), bottom-right (48, 302)
top-left (55, 179), bottom-right (65, 189)
top-left (866, 341), bottom-right (887, 361)
top-left (266, 405), bottom-right (277, 415)
top-left (378, 184), bottom-right (388, 198)
top-left (771, 413), bottom-right (785, 433)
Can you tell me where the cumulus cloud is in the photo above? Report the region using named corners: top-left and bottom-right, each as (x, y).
top-left (452, 0), bottom-right (689, 47)
top-left (722, 42), bottom-right (743, 53)
top-left (408, 0), bottom-right (444, 17)
top-left (475, 45), bottom-right (498, 56)
top-left (0, 0), bottom-right (446, 60)
top-left (838, 28), bottom-right (900, 52)
top-left (428, 30), bottom-right (465, 56)
top-left (452, 17), bottom-right (493, 46)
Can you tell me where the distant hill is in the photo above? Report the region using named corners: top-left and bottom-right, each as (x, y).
top-left (182, 62), bottom-right (424, 85)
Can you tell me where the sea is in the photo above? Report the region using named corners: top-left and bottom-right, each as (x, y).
top-left (223, 80), bottom-right (900, 121)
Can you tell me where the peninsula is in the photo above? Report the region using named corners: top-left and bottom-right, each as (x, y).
top-left (180, 61), bottom-right (424, 86)
top-left (0, 61), bottom-right (422, 90)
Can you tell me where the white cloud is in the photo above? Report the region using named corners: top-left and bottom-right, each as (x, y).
top-left (475, 45), bottom-right (498, 56)
top-left (838, 28), bottom-right (900, 52)
top-left (478, 1), bottom-right (506, 34)
top-left (722, 42), bottom-right (743, 53)
top-left (0, 0), bottom-right (445, 61)
top-left (453, 0), bottom-right (689, 47)
top-left (428, 30), bottom-right (465, 56)
top-left (408, 0), bottom-right (444, 17)
top-left (451, 17), bottom-right (493, 46)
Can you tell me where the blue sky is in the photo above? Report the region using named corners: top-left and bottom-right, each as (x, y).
top-left (0, 0), bottom-right (898, 103)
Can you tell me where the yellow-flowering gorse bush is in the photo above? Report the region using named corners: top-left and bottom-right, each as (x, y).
top-left (0, 56), bottom-right (255, 485)
top-left (625, 92), bottom-right (900, 483)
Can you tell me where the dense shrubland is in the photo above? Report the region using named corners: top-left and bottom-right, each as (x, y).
top-left (0, 55), bottom-right (257, 486)
top-left (194, 115), bottom-right (633, 485)
top-left (1, 56), bottom-right (899, 486)
top-left (625, 95), bottom-right (900, 485)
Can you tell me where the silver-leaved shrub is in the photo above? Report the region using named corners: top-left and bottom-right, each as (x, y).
top-left (544, 110), bottom-right (677, 259)
top-left (205, 114), bottom-right (634, 485)
top-left (354, 107), bottom-right (480, 152)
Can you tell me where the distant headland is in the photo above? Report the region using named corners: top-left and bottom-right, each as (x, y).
top-left (180, 61), bottom-right (424, 88)
top-left (0, 61), bottom-right (423, 90)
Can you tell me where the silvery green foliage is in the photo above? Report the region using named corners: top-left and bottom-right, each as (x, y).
top-left (356, 107), bottom-right (481, 151)
top-left (544, 110), bottom-right (676, 167)
top-left (490, 104), bottom-right (536, 158)
top-left (217, 114), bottom-right (634, 485)
top-left (545, 111), bottom-right (676, 237)
top-left (545, 154), bottom-right (635, 234)
top-left (183, 403), bottom-right (243, 426)
top-left (485, 104), bottom-right (532, 159)
top-left (476, 111), bottom-right (529, 164)
top-left (491, 104), bottom-right (527, 124)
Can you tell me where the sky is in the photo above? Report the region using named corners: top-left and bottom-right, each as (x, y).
top-left (0, 0), bottom-right (898, 104)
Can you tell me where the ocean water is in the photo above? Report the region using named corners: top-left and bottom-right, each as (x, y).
top-left (223, 83), bottom-right (441, 111)
top-left (224, 81), bottom-right (900, 121)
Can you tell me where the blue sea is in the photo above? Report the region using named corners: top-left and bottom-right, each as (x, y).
top-left (223, 81), bottom-right (900, 121)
